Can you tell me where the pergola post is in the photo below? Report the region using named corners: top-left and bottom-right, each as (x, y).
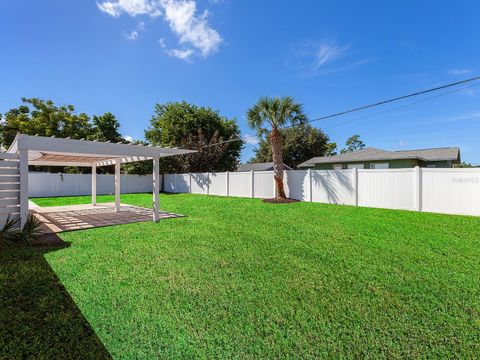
top-left (153, 156), bottom-right (160, 222)
top-left (91, 163), bottom-right (97, 206)
top-left (115, 162), bottom-right (120, 212)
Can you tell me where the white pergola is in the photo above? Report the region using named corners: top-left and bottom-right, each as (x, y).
top-left (7, 134), bottom-right (195, 225)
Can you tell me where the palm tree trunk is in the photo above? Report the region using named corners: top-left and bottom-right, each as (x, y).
top-left (269, 127), bottom-right (286, 199)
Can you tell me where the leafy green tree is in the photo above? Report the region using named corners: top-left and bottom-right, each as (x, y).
top-left (122, 140), bottom-right (154, 175)
top-left (0, 99), bottom-right (135, 174)
top-left (247, 96), bottom-right (306, 199)
top-left (90, 112), bottom-right (123, 143)
top-left (340, 134), bottom-right (365, 153)
top-left (145, 101), bottom-right (242, 173)
top-left (0, 98), bottom-right (92, 149)
top-left (325, 142), bottom-right (338, 156)
top-left (250, 125), bottom-right (331, 169)
top-left (457, 162), bottom-right (476, 168)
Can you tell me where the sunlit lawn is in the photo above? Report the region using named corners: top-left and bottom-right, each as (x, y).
top-left (3, 193), bottom-right (480, 358)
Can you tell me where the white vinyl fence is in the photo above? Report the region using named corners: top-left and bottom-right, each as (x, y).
top-left (29, 172), bottom-right (155, 198)
top-left (165, 168), bottom-right (480, 217)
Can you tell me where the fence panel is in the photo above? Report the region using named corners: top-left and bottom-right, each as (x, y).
top-left (27, 169), bottom-right (480, 217)
top-left (209, 173), bottom-right (227, 196)
top-left (253, 171), bottom-right (274, 198)
top-left (285, 170), bottom-right (309, 201)
top-left (29, 172), bottom-right (155, 197)
top-left (97, 174), bottom-right (115, 194)
top-left (228, 172), bottom-right (251, 198)
top-left (122, 174), bottom-right (153, 194)
top-left (191, 173), bottom-right (209, 195)
top-left (358, 169), bottom-right (414, 210)
top-left (164, 173), bottom-right (190, 193)
top-left (421, 168), bottom-right (480, 216)
top-left (164, 174), bottom-right (175, 193)
top-left (311, 170), bottom-right (356, 205)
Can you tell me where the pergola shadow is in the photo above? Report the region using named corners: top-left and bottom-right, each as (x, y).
top-left (32, 203), bottom-right (183, 233)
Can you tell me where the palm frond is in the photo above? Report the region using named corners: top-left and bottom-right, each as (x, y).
top-left (246, 95), bottom-right (306, 131)
top-left (20, 214), bottom-right (44, 244)
top-left (0, 215), bottom-right (21, 245)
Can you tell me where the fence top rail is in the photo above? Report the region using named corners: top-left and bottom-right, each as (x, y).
top-left (421, 167), bottom-right (480, 172)
top-left (357, 168), bottom-right (415, 173)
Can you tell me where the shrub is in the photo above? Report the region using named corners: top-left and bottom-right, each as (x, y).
top-left (0, 214), bottom-right (43, 246)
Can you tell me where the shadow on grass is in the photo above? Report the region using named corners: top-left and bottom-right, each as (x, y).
top-left (0, 235), bottom-right (111, 359)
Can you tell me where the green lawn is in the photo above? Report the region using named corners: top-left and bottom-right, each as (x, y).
top-left (4, 193), bottom-right (480, 358)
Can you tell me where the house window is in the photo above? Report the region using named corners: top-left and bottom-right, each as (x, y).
top-left (370, 162), bottom-right (389, 169)
top-left (332, 164), bottom-right (343, 170)
top-left (427, 164), bottom-right (436, 168)
top-left (347, 164), bottom-right (364, 169)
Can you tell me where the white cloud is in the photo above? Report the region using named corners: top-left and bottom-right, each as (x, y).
top-left (314, 41), bottom-right (350, 69)
top-left (124, 135), bottom-right (134, 142)
top-left (243, 134), bottom-right (259, 145)
top-left (158, 37), bottom-right (167, 48)
top-left (122, 21), bottom-right (145, 40)
top-left (97, 0), bottom-right (162, 17)
top-left (448, 68), bottom-right (473, 75)
top-left (288, 40), bottom-right (370, 77)
top-left (167, 48), bottom-right (194, 61)
top-left (161, 0), bottom-right (222, 57)
top-left (123, 30), bottom-right (139, 40)
top-left (98, 0), bottom-right (223, 60)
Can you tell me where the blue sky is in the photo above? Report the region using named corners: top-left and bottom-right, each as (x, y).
top-left (1, 0), bottom-right (479, 164)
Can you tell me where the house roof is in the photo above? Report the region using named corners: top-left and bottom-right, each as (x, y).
top-left (297, 147), bottom-right (460, 168)
top-left (236, 162), bottom-right (292, 172)
top-left (7, 134), bottom-right (196, 167)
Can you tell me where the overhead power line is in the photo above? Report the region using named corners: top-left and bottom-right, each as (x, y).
top-left (312, 82), bottom-right (480, 130)
top-left (202, 76), bottom-right (480, 148)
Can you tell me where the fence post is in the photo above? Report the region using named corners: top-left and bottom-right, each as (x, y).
top-left (226, 171), bottom-right (229, 197)
top-left (207, 172), bottom-right (210, 195)
top-left (308, 169), bottom-right (313, 202)
top-left (189, 173), bottom-right (192, 193)
top-left (251, 170), bottom-right (255, 198)
top-left (353, 168), bottom-right (358, 206)
top-left (413, 166), bottom-right (422, 211)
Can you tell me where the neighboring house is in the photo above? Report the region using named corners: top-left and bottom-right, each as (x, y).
top-left (298, 147), bottom-right (461, 170)
top-left (236, 162), bottom-right (292, 172)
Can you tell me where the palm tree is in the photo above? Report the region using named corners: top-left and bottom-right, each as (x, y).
top-left (247, 96), bottom-right (306, 199)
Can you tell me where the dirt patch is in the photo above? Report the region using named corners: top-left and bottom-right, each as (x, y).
top-left (262, 198), bottom-right (300, 204)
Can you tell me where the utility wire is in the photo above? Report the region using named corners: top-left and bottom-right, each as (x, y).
top-left (201, 76), bottom-right (480, 148)
top-left (315, 82), bottom-right (480, 130)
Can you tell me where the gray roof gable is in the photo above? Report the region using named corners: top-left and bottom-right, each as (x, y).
top-left (298, 147), bottom-right (460, 168)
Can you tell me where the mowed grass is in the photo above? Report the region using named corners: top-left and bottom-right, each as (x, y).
top-left (23, 194), bottom-right (480, 358)
top-left (0, 244), bottom-right (111, 359)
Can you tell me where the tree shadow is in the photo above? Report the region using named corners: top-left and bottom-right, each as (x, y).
top-left (0, 236), bottom-right (112, 359)
top-left (285, 170), bottom-right (307, 200)
top-left (311, 170), bottom-right (354, 204)
top-left (164, 174), bottom-right (190, 193)
top-left (191, 173), bottom-right (211, 193)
